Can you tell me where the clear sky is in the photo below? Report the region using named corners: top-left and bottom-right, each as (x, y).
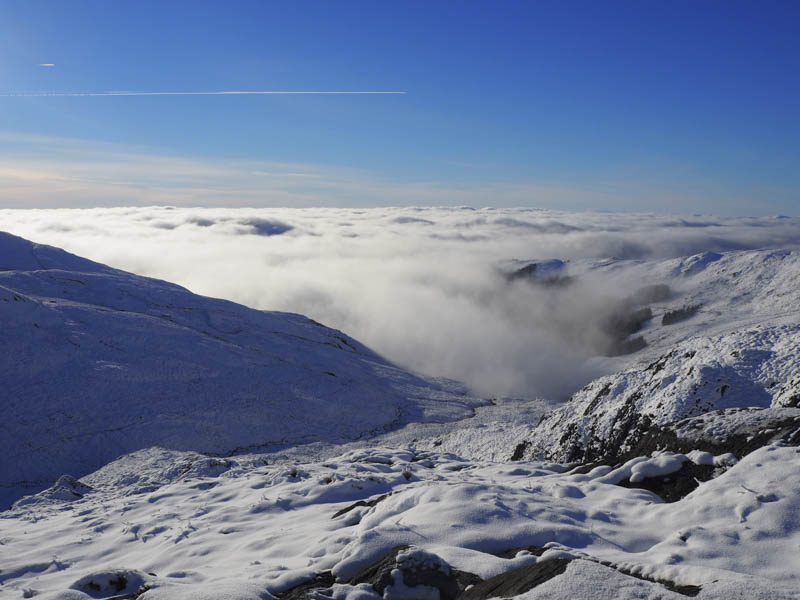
top-left (0, 0), bottom-right (798, 214)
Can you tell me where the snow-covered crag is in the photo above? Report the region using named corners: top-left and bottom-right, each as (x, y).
top-left (523, 249), bottom-right (800, 464)
top-left (527, 324), bottom-right (800, 463)
top-left (0, 232), bottom-right (482, 507)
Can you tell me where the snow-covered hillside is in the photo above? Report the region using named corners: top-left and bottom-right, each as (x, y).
top-left (0, 232), bottom-right (482, 508)
top-left (2, 235), bottom-right (800, 600)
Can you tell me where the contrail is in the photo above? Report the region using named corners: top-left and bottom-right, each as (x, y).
top-left (0, 90), bottom-right (406, 97)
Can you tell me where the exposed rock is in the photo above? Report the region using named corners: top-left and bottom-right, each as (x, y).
top-left (617, 460), bottom-right (717, 503)
top-left (599, 305), bottom-right (651, 356)
top-left (331, 493), bottom-right (390, 519)
top-left (505, 259), bottom-right (571, 288)
top-left (662, 304), bottom-right (701, 326)
top-left (602, 563), bottom-right (701, 597)
top-left (13, 474), bottom-right (94, 509)
top-left (458, 558), bottom-right (570, 599)
top-left (276, 571), bottom-right (335, 599)
top-left (492, 546), bottom-right (547, 559)
top-left (347, 546), bottom-right (480, 600)
top-left (525, 324), bottom-right (800, 464)
top-left (509, 441), bottom-right (530, 461)
top-left (69, 569), bottom-right (148, 599)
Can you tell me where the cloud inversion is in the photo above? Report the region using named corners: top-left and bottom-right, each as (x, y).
top-left (2, 207), bottom-right (798, 399)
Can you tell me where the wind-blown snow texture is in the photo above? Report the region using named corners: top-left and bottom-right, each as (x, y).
top-left (2, 445), bottom-right (799, 599)
top-left (0, 232), bottom-right (481, 507)
top-left (3, 231), bottom-right (800, 600)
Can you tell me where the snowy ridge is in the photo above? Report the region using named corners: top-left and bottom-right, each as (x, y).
top-left (0, 232), bottom-right (482, 507)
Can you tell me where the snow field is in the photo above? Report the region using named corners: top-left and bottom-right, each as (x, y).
top-left (2, 444), bottom-right (799, 599)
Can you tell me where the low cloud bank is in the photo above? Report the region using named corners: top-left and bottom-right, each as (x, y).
top-left (2, 207), bottom-right (798, 399)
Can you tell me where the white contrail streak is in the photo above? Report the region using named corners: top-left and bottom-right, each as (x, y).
top-left (0, 90), bottom-right (406, 97)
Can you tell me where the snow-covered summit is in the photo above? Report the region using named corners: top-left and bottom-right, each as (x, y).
top-left (0, 232), bottom-right (482, 508)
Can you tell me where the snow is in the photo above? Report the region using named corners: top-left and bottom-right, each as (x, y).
top-left (3, 232), bottom-right (800, 599)
top-left (2, 444), bottom-right (800, 598)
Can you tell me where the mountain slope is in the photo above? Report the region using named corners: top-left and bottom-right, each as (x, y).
top-left (0, 232), bottom-right (481, 507)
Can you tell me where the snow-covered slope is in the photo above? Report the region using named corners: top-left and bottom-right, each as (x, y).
top-left (0, 232), bottom-right (482, 507)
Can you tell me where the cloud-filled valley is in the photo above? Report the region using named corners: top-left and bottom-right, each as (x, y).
top-left (3, 206), bottom-right (799, 399)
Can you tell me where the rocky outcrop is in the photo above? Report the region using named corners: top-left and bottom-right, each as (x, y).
top-left (458, 559), bottom-right (569, 599)
top-left (347, 546), bottom-right (481, 600)
top-left (524, 323), bottom-right (800, 464)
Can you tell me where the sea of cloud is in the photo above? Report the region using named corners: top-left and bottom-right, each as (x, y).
top-left (2, 206), bottom-right (798, 399)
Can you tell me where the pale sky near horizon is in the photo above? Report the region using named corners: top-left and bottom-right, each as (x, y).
top-left (0, 0), bottom-right (798, 215)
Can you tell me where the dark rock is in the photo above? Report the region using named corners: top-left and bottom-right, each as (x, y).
top-left (601, 307), bottom-right (653, 340)
top-left (69, 570), bottom-right (148, 599)
top-left (563, 409), bottom-right (800, 502)
top-left (618, 461), bottom-right (716, 503)
top-left (348, 546), bottom-right (480, 600)
top-left (662, 305), bottom-right (701, 326)
top-left (599, 303), bottom-right (653, 356)
top-left (506, 261), bottom-right (572, 288)
top-left (458, 557), bottom-right (701, 599)
top-left (458, 558), bottom-right (570, 599)
top-left (331, 493), bottom-right (389, 519)
top-left (582, 383), bottom-right (612, 417)
top-left (606, 335), bottom-right (648, 357)
top-left (106, 587), bottom-right (151, 600)
top-left (607, 564), bottom-right (701, 597)
top-left (510, 441), bottom-right (530, 461)
top-left (492, 546), bottom-right (547, 559)
top-left (620, 411), bottom-right (800, 462)
top-left (276, 571), bottom-right (335, 599)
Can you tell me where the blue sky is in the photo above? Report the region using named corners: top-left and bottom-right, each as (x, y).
top-left (0, 0), bottom-right (798, 214)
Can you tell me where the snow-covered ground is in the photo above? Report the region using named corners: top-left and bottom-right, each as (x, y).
top-left (3, 444), bottom-right (799, 599)
top-left (2, 229), bottom-right (800, 599)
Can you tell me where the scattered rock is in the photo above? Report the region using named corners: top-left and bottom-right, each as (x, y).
top-left (492, 546), bottom-right (547, 559)
top-left (662, 304), bottom-right (701, 326)
top-left (347, 546), bottom-right (480, 600)
top-left (605, 563), bottom-right (701, 597)
top-left (13, 475), bottom-right (94, 509)
top-left (458, 558), bottom-right (570, 599)
top-left (276, 571), bottom-right (335, 599)
top-left (332, 493), bottom-right (390, 519)
top-left (69, 569), bottom-right (148, 599)
top-left (510, 441), bottom-right (530, 461)
top-left (617, 460), bottom-right (716, 503)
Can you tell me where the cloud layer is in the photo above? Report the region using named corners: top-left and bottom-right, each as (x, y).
top-left (2, 207), bottom-right (799, 398)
